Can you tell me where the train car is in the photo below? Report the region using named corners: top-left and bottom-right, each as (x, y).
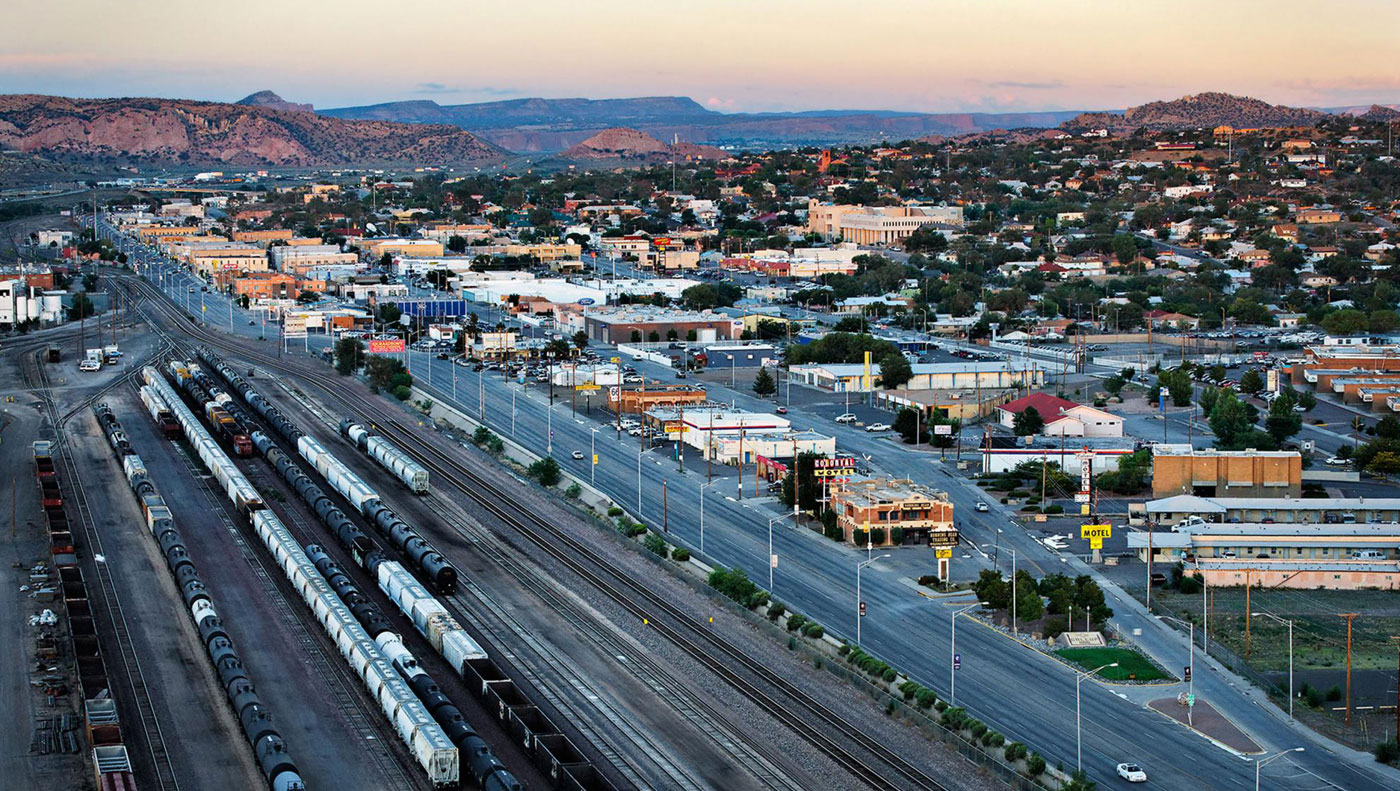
top-left (339, 418), bottom-right (430, 494)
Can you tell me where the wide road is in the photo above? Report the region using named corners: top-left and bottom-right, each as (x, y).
top-left (101, 220), bottom-right (1397, 791)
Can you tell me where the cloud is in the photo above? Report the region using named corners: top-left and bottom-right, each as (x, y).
top-left (415, 82), bottom-right (458, 94)
top-left (705, 96), bottom-right (738, 109)
top-left (984, 80), bottom-right (1064, 91)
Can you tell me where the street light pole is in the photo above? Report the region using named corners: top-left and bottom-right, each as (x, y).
top-left (856, 554), bottom-right (890, 646)
top-left (1252, 612), bottom-right (1294, 721)
top-left (1254, 748), bottom-right (1304, 791)
top-left (590, 427), bottom-right (599, 484)
top-left (1077, 662), bottom-right (1119, 771)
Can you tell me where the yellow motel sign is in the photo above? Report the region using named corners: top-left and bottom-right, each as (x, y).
top-left (935, 548), bottom-right (953, 559)
top-left (1080, 524), bottom-right (1112, 540)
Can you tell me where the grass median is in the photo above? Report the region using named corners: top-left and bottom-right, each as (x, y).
top-left (1056, 647), bottom-right (1168, 681)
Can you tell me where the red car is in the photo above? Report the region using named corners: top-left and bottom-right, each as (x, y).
top-left (776, 406), bottom-right (787, 414)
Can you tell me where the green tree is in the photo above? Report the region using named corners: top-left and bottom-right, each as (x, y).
top-left (334, 337), bottom-right (365, 375)
top-left (878, 352), bottom-right (913, 390)
top-left (834, 316), bottom-right (867, 332)
top-left (1198, 385), bottom-right (1220, 414)
top-left (648, 330), bottom-right (661, 342)
top-left (68, 292), bottom-right (95, 321)
top-left (1013, 570), bottom-right (1043, 621)
top-left (893, 407), bottom-right (931, 445)
top-left (1265, 391), bottom-right (1303, 445)
top-left (528, 456), bottom-right (562, 486)
top-left (680, 282), bottom-right (742, 310)
top-left (1297, 390), bottom-right (1317, 411)
top-left (365, 356), bottom-right (409, 391)
top-left (1239, 369), bottom-right (1264, 395)
top-left (1367, 451), bottom-right (1400, 475)
top-left (1111, 233), bottom-right (1138, 265)
top-left (973, 569), bottom-right (1010, 610)
top-left (1321, 309), bottom-right (1369, 336)
top-left (572, 330), bottom-right (589, 350)
top-left (446, 235), bottom-right (468, 253)
top-left (753, 366), bottom-right (777, 397)
top-left (1377, 416), bottom-right (1400, 440)
top-left (1012, 406), bottom-right (1043, 436)
top-left (377, 303), bottom-right (402, 326)
top-left (779, 452), bottom-right (822, 512)
top-left (785, 332), bottom-right (899, 365)
top-left (1209, 390), bottom-right (1253, 448)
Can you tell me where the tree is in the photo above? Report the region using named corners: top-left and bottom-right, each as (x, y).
top-left (1103, 375), bottom-right (1125, 396)
top-left (648, 330), bottom-right (661, 343)
top-left (365, 356), bottom-right (409, 391)
top-left (630, 329), bottom-right (642, 343)
top-left (1209, 390), bottom-right (1253, 448)
top-left (1013, 569), bottom-right (1043, 621)
top-left (68, 292), bottom-right (95, 321)
top-left (779, 452), bottom-right (822, 512)
top-left (446, 235), bottom-right (468, 253)
top-left (528, 456), bottom-right (562, 486)
top-left (878, 352), bottom-right (912, 390)
top-left (1198, 385), bottom-right (1220, 415)
top-left (1111, 233), bottom-right (1138, 265)
top-left (1095, 449), bottom-right (1149, 494)
top-left (296, 290), bottom-right (321, 304)
top-left (1155, 367), bottom-right (1193, 407)
top-left (1265, 391), bottom-right (1303, 445)
top-left (893, 407), bottom-right (930, 445)
top-left (1321, 309), bottom-right (1369, 336)
top-left (1298, 390), bottom-right (1317, 411)
top-left (834, 316), bottom-right (867, 332)
top-left (785, 332), bottom-right (899, 365)
top-left (1367, 451), bottom-right (1400, 475)
top-left (1378, 416), bottom-right (1400, 441)
top-left (334, 337), bottom-right (365, 375)
top-left (1012, 406), bottom-right (1043, 437)
top-left (377, 303), bottom-right (402, 326)
top-left (1239, 369), bottom-right (1264, 396)
top-left (572, 330), bottom-right (589, 350)
top-left (680, 283), bottom-right (742, 310)
top-left (753, 366), bottom-right (777, 397)
top-left (973, 569), bottom-right (1010, 610)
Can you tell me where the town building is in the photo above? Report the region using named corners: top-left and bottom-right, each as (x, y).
top-left (231, 272), bottom-right (318, 301)
top-left (789, 361), bottom-right (1048, 393)
top-left (806, 200), bottom-right (964, 245)
top-left (830, 477), bottom-right (957, 548)
top-left (606, 384), bottom-right (707, 417)
top-left (584, 306), bottom-right (742, 345)
top-left (1150, 446), bottom-right (1302, 498)
top-left (231, 229), bottom-right (294, 246)
top-left (978, 435), bottom-right (1137, 475)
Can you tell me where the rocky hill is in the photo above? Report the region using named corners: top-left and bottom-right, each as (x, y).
top-left (1355, 104), bottom-right (1400, 123)
top-left (323, 95), bottom-right (1084, 151)
top-left (0, 94), bottom-right (505, 168)
top-left (236, 90), bottom-right (313, 113)
top-left (557, 127), bottom-right (724, 163)
top-left (1062, 92), bottom-right (1328, 132)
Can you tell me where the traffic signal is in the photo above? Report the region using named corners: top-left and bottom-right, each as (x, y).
top-left (859, 601), bottom-right (867, 617)
top-left (1184, 666), bottom-right (1192, 682)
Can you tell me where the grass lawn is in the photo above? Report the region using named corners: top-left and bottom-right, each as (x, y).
top-left (1056, 647), bottom-right (1169, 682)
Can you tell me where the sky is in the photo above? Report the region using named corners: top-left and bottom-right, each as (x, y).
top-left (4, 0), bottom-right (1400, 114)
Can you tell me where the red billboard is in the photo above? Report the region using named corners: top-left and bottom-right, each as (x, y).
top-left (368, 338), bottom-right (406, 354)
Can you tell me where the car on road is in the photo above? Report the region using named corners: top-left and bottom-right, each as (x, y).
top-left (864, 422), bottom-right (891, 432)
top-left (1324, 456), bottom-right (1348, 466)
top-left (975, 502), bottom-right (989, 512)
top-left (570, 450), bottom-right (585, 460)
top-left (1115, 763), bottom-right (1147, 783)
top-left (835, 413), bottom-right (857, 424)
top-left (775, 406), bottom-right (787, 414)
top-left (1292, 405), bottom-right (1307, 412)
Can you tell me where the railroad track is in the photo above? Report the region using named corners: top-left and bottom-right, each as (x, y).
top-left (120, 270), bottom-right (952, 791)
top-left (21, 347), bottom-right (182, 791)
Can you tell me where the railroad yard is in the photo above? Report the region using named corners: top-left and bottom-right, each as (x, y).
top-left (0, 267), bottom-right (1015, 791)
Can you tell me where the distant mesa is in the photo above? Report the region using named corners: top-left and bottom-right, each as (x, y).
top-left (236, 90), bottom-right (313, 113)
top-left (1355, 104), bottom-right (1400, 122)
top-left (559, 127), bottom-right (725, 162)
top-left (0, 94), bottom-right (505, 168)
top-left (1061, 92), bottom-right (1328, 132)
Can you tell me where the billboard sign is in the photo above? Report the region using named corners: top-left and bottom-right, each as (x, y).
top-left (368, 338), bottom-right (406, 354)
top-left (284, 313), bottom-right (309, 338)
top-left (934, 424), bottom-right (953, 436)
top-left (814, 457), bottom-right (857, 478)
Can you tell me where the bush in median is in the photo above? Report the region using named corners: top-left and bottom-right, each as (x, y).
top-left (786, 613), bottom-right (808, 632)
top-left (643, 533), bottom-right (668, 556)
top-left (707, 565), bottom-right (767, 609)
top-left (671, 547), bottom-right (690, 562)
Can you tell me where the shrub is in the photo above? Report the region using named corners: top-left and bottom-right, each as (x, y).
top-left (917, 574), bottom-right (941, 587)
top-left (803, 623), bottom-right (825, 639)
top-left (915, 688), bottom-right (937, 709)
top-left (768, 602), bottom-right (787, 620)
top-left (472, 426), bottom-right (493, 444)
top-left (1004, 742), bottom-right (1023, 762)
top-left (1178, 576), bottom-right (1201, 594)
top-left (1305, 686), bottom-right (1323, 708)
top-left (749, 591), bottom-right (769, 608)
top-left (890, 527), bottom-right (904, 545)
top-left (983, 730), bottom-right (1003, 747)
top-left (1044, 504), bottom-right (1064, 514)
top-left (486, 436), bottom-right (504, 454)
top-left (528, 456), bottom-right (561, 486)
top-left (707, 565), bottom-right (765, 608)
top-left (393, 385), bottom-right (412, 401)
top-left (899, 680), bottom-right (919, 700)
top-left (837, 643), bottom-right (850, 657)
top-left (1020, 505), bottom-right (1039, 512)
top-left (607, 506), bottom-right (624, 517)
top-left (1327, 685), bottom-right (1343, 702)
top-left (942, 707), bottom-right (967, 730)
top-left (823, 521), bottom-right (845, 541)
top-left (1026, 752), bottom-right (1046, 777)
top-left (1375, 739), bottom-right (1399, 765)
top-left (786, 613), bottom-right (808, 632)
top-left (643, 533), bottom-right (667, 556)
top-left (881, 667), bottom-right (897, 682)
top-left (868, 527), bottom-right (886, 546)
top-left (934, 699), bottom-right (947, 712)
top-left (969, 721), bottom-right (988, 739)
top-left (1044, 616), bottom-right (1069, 640)
top-left (671, 547), bottom-right (690, 562)
top-left (564, 482), bottom-right (582, 499)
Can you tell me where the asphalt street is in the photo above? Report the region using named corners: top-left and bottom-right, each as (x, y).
top-left (101, 220), bottom-right (1400, 791)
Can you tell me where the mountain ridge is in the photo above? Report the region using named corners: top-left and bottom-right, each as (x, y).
top-left (1062, 92), bottom-right (1329, 132)
top-left (0, 93), bottom-right (504, 169)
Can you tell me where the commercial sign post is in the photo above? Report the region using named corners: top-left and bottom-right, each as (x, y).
top-left (1082, 524), bottom-right (1111, 561)
top-left (368, 337), bottom-right (406, 354)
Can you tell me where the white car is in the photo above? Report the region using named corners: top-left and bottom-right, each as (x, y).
top-left (78, 360), bottom-right (102, 372)
top-left (1324, 456), bottom-right (1348, 466)
top-left (835, 413), bottom-right (858, 424)
top-left (1116, 763), bottom-right (1147, 783)
top-left (570, 450), bottom-right (585, 460)
top-left (975, 502), bottom-right (990, 512)
top-left (864, 422), bottom-right (891, 432)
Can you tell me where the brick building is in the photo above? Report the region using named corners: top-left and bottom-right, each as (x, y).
top-left (1150, 445), bottom-right (1302, 499)
top-left (830, 477), bottom-right (957, 548)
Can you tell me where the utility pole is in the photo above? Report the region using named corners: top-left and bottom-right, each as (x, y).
top-left (1341, 613), bottom-right (1358, 727)
top-left (1391, 636), bottom-right (1400, 745)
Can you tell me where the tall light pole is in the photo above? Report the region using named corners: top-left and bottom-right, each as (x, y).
top-left (1252, 611), bottom-right (1294, 721)
top-left (1077, 662), bottom-right (1118, 771)
top-left (950, 602), bottom-right (987, 707)
top-left (590, 427), bottom-right (600, 484)
top-left (1006, 546), bottom-right (1018, 634)
top-left (1161, 615), bottom-right (1195, 725)
top-left (856, 554), bottom-right (890, 646)
top-left (699, 479), bottom-right (718, 555)
top-left (1254, 748), bottom-right (1304, 791)
top-left (766, 514), bottom-right (785, 592)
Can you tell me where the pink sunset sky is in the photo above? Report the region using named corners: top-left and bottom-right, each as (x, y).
top-left (4, 0), bottom-right (1398, 112)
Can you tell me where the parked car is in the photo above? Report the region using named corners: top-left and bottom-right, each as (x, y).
top-left (1324, 456), bottom-right (1348, 466)
top-left (835, 413), bottom-right (857, 424)
top-left (864, 422), bottom-right (891, 432)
